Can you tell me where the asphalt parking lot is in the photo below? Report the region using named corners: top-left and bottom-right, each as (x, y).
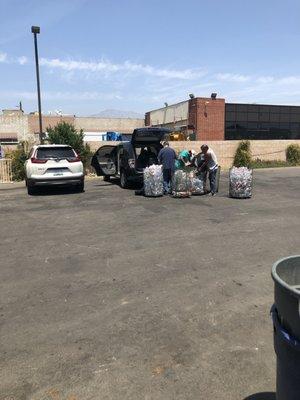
top-left (1, 168), bottom-right (299, 400)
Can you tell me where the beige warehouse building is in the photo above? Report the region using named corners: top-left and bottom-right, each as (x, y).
top-left (0, 109), bottom-right (144, 149)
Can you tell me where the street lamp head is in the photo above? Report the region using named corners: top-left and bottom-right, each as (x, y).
top-left (31, 26), bottom-right (40, 34)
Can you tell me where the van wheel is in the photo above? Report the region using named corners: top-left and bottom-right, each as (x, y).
top-left (120, 170), bottom-right (128, 189)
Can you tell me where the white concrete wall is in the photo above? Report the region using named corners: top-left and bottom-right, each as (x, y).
top-left (87, 139), bottom-right (300, 169)
top-left (149, 101), bottom-right (189, 126)
top-left (0, 112), bottom-right (29, 142)
top-left (75, 117), bottom-right (144, 133)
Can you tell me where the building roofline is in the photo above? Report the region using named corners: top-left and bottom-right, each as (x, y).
top-left (146, 97), bottom-right (226, 114)
top-left (226, 101), bottom-right (300, 107)
top-left (146, 99), bottom-right (189, 114)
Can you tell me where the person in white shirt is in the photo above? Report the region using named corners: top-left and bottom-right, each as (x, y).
top-left (198, 144), bottom-right (218, 196)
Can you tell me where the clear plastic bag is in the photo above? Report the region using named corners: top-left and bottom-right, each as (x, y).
top-left (143, 165), bottom-right (164, 197)
top-left (172, 170), bottom-right (192, 198)
top-left (189, 170), bottom-right (205, 195)
top-left (229, 167), bottom-right (253, 198)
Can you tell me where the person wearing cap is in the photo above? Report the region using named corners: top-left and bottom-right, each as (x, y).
top-left (158, 141), bottom-right (177, 195)
top-left (198, 144), bottom-right (218, 196)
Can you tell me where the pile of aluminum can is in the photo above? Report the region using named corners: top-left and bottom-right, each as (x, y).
top-left (172, 170), bottom-right (192, 198)
top-left (143, 165), bottom-right (164, 197)
top-left (229, 166), bottom-right (253, 198)
top-left (189, 171), bottom-right (205, 195)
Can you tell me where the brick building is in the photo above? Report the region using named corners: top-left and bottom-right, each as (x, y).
top-left (145, 96), bottom-right (300, 140)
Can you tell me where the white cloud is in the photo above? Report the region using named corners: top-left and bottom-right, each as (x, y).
top-left (3, 49), bottom-right (300, 109)
top-left (0, 52), bottom-right (7, 62)
top-left (17, 56), bottom-right (28, 65)
top-left (216, 73), bottom-right (251, 83)
top-left (40, 57), bottom-right (205, 80)
top-left (277, 76), bottom-right (300, 85)
top-left (0, 53), bottom-right (29, 65)
top-left (256, 76), bottom-right (274, 84)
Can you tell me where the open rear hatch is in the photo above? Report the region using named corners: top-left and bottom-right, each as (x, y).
top-left (131, 127), bottom-right (170, 146)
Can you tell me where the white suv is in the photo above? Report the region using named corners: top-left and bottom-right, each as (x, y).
top-left (25, 144), bottom-right (84, 195)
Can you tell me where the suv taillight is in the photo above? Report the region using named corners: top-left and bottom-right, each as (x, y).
top-left (128, 158), bottom-right (135, 168)
top-left (67, 155), bottom-right (81, 163)
top-left (31, 157), bottom-right (47, 164)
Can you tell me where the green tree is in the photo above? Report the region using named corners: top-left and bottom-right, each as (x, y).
top-left (46, 121), bottom-right (91, 169)
top-left (233, 140), bottom-right (252, 167)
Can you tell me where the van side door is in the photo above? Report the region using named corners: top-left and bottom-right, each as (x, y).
top-left (91, 145), bottom-right (117, 176)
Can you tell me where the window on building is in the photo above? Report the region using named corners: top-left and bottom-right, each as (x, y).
top-left (248, 113), bottom-right (259, 121)
top-left (225, 103), bottom-right (300, 139)
top-left (280, 114), bottom-right (290, 123)
top-left (270, 113), bottom-right (280, 122)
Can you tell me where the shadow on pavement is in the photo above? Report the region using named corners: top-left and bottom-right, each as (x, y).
top-left (243, 392), bottom-right (276, 400)
top-left (93, 180), bottom-right (142, 190)
top-left (93, 182), bottom-right (115, 187)
top-left (30, 187), bottom-right (84, 196)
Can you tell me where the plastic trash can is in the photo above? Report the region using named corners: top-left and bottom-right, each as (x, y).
top-left (271, 305), bottom-right (300, 400)
top-left (271, 256), bottom-right (300, 338)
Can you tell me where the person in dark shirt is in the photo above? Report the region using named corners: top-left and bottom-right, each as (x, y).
top-left (158, 141), bottom-right (177, 194)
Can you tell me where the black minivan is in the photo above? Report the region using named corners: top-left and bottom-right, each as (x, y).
top-left (91, 127), bottom-right (170, 188)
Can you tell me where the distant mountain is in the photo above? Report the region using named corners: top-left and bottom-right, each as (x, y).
top-left (90, 109), bottom-right (144, 119)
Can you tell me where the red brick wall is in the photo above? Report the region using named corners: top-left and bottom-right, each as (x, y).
top-left (188, 98), bottom-right (225, 141)
top-left (28, 115), bottom-right (75, 134)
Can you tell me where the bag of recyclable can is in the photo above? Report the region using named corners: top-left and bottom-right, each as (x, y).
top-left (172, 170), bottom-right (191, 198)
top-left (229, 166), bottom-right (253, 198)
top-left (143, 165), bottom-right (164, 197)
top-left (189, 170), bottom-right (205, 195)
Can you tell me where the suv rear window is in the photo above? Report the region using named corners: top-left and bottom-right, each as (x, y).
top-left (36, 147), bottom-right (76, 159)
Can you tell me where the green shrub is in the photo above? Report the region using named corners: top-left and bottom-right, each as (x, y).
top-left (6, 144), bottom-right (28, 181)
top-left (233, 140), bottom-right (251, 167)
top-left (286, 144), bottom-right (300, 165)
top-left (46, 121), bottom-right (91, 170)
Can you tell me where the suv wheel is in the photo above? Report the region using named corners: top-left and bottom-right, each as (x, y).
top-left (27, 184), bottom-right (36, 195)
top-left (120, 170), bottom-right (128, 189)
top-left (76, 181), bottom-right (85, 193)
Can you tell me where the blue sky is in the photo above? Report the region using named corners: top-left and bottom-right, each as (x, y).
top-left (1, 0), bottom-right (300, 116)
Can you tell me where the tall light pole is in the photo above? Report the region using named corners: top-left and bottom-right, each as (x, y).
top-left (31, 26), bottom-right (43, 143)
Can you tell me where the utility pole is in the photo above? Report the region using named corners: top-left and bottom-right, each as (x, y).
top-left (31, 26), bottom-right (43, 143)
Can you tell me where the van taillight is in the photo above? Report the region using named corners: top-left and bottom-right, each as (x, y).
top-left (31, 157), bottom-right (47, 164)
top-left (128, 158), bottom-right (135, 168)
